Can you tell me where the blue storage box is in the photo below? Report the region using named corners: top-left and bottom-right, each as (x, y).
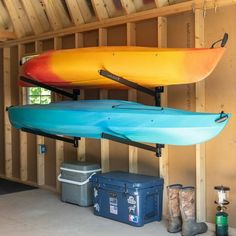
top-left (90, 171), bottom-right (164, 227)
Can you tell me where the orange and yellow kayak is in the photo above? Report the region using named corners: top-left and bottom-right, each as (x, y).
top-left (20, 46), bottom-right (225, 88)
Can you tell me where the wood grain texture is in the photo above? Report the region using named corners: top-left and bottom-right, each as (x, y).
top-left (195, 8), bottom-right (206, 222)
top-left (3, 47), bottom-right (12, 178)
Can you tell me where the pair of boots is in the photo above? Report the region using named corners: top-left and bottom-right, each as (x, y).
top-left (167, 184), bottom-right (208, 236)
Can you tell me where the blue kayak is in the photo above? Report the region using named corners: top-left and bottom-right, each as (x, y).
top-left (8, 100), bottom-right (230, 145)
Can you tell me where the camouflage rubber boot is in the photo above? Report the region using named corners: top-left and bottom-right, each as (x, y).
top-left (167, 184), bottom-right (183, 233)
top-left (179, 187), bottom-right (208, 236)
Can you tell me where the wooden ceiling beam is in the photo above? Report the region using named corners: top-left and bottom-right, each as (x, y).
top-left (0, 0), bottom-right (12, 30)
top-left (2, 0), bottom-right (236, 46)
top-left (42, 0), bottom-right (71, 30)
top-left (21, 0), bottom-right (50, 35)
top-left (133, 0), bottom-right (145, 10)
top-left (0, 30), bottom-right (16, 41)
top-left (103, 0), bottom-right (118, 17)
top-left (77, 0), bottom-right (94, 23)
top-left (155, 0), bottom-right (170, 7)
top-left (91, 0), bottom-right (109, 20)
top-left (65, 0), bottom-right (85, 25)
top-left (120, 0), bottom-right (137, 14)
top-left (4, 0), bottom-right (35, 38)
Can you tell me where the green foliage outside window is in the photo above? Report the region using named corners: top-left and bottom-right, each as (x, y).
top-left (28, 87), bottom-right (51, 104)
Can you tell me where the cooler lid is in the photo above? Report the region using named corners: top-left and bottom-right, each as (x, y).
top-left (91, 171), bottom-right (164, 189)
top-left (61, 161), bottom-right (100, 171)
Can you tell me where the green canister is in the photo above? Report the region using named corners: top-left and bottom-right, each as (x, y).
top-left (215, 210), bottom-right (228, 236)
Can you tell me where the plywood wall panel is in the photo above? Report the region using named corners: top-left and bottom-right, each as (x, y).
top-left (44, 138), bottom-right (56, 187)
top-left (84, 89), bottom-right (101, 164)
top-left (0, 49), bottom-right (4, 175)
top-left (27, 133), bottom-right (37, 182)
top-left (167, 12), bottom-right (196, 186)
top-left (135, 18), bottom-right (157, 47)
top-left (42, 38), bottom-right (57, 187)
top-left (24, 42), bottom-right (36, 54)
top-left (135, 19), bottom-right (159, 176)
top-left (21, 43), bottom-right (38, 183)
top-left (10, 46), bottom-right (20, 179)
top-left (137, 91), bottom-right (159, 176)
top-left (62, 34), bottom-right (75, 49)
top-left (42, 39), bottom-right (54, 51)
top-left (108, 89), bottom-right (129, 171)
top-left (107, 25), bottom-right (127, 45)
top-left (83, 30), bottom-right (99, 47)
top-left (64, 144), bottom-right (77, 162)
top-left (106, 25), bottom-right (129, 171)
top-left (204, 5), bottom-right (236, 227)
top-left (167, 85), bottom-right (196, 186)
top-left (83, 31), bottom-right (100, 164)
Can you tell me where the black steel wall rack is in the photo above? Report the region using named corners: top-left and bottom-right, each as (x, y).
top-left (20, 76), bottom-right (80, 147)
top-left (19, 71), bottom-right (165, 157)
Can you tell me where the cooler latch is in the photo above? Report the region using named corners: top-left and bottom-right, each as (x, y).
top-left (124, 184), bottom-right (128, 195)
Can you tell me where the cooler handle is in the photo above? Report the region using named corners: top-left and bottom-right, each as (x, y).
top-left (57, 172), bottom-right (96, 186)
top-left (60, 167), bottom-right (101, 174)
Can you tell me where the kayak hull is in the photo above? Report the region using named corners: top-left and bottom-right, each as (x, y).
top-left (8, 100), bottom-right (230, 145)
top-left (20, 46), bottom-right (225, 88)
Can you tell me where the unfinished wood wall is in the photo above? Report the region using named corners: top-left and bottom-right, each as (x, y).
top-left (0, 49), bottom-right (4, 175)
top-left (204, 5), bottom-right (236, 227)
top-left (0, 5), bottom-right (236, 227)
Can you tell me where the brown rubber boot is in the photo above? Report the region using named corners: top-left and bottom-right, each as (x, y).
top-left (167, 184), bottom-right (182, 233)
top-left (179, 187), bottom-right (208, 236)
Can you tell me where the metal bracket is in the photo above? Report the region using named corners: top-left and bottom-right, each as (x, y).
top-left (99, 69), bottom-right (155, 96)
top-left (21, 128), bottom-right (80, 148)
top-left (20, 76), bottom-right (80, 100)
top-left (99, 70), bottom-right (165, 157)
top-left (156, 144), bottom-right (165, 157)
top-left (99, 69), bottom-right (164, 105)
top-left (102, 133), bottom-right (164, 157)
top-left (155, 86), bottom-right (164, 107)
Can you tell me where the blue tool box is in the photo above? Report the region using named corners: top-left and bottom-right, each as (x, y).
top-left (90, 171), bottom-right (164, 227)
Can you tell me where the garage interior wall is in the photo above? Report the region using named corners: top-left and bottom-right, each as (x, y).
top-left (0, 5), bottom-right (235, 228)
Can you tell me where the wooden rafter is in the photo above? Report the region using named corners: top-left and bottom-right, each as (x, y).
top-left (2, 0), bottom-right (236, 46)
top-left (65, 0), bottom-right (85, 25)
top-left (120, 0), bottom-right (137, 14)
top-left (155, 0), bottom-right (169, 7)
top-left (0, 30), bottom-right (16, 41)
top-left (4, 0), bottom-right (33, 37)
top-left (77, 0), bottom-right (94, 23)
top-left (103, 0), bottom-right (118, 17)
top-left (0, 0), bottom-right (12, 30)
top-left (21, 0), bottom-right (50, 35)
top-left (42, 0), bottom-right (71, 30)
top-left (133, 0), bottom-right (145, 10)
top-left (91, 0), bottom-right (109, 20)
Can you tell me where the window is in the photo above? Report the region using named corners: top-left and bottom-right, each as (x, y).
top-left (21, 54), bottom-right (51, 105)
top-left (28, 87), bottom-right (51, 104)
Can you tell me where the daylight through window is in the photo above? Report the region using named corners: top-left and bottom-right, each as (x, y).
top-left (28, 87), bottom-right (51, 104)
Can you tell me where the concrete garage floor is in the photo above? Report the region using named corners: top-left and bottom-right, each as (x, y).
top-left (0, 189), bottom-right (214, 236)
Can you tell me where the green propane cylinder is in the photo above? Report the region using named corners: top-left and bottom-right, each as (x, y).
top-left (215, 211), bottom-right (228, 236)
